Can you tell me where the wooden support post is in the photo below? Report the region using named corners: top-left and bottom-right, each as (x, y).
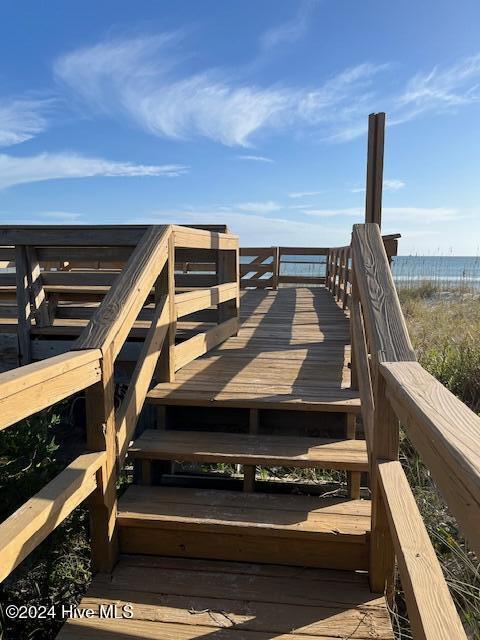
top-left (15, 245), bottom-right (32, 365)
top-left (272, 247), bottom-right (280, 290)
top-left (156, 234), bottom-right (176, 383)
top-left (332, 249), bottom-right (339, 298)
top-left (218, 248), bottom-right (239, 331)
top-left (140, 460), bottom-right (153, 486)
top-left (365, 113), bottom-right (386, 228)
top-left (85, 345), bottom-right (118, 573)
top-left (369, 372), bottom-right (399, 599)
top-left (26, 247), bottom-right (50, 327)
top-left (243, 408), bottom-right (259, 492)
top-left (346, 414), bottom-right (361, 500)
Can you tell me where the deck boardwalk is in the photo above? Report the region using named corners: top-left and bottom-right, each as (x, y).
top-left (57, 555), bottom-right (394, 639)
top-left (148, 288), bottom-right (360, 412)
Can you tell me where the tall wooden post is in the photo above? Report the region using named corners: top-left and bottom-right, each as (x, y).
top-left (365, 113), bottom-right (386, 228)
top-left (86, 345), bottom-right (118, 573)
top-left (218, 247), bottom-right (239, 334)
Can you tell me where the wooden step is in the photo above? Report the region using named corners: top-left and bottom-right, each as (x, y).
top-left (117, 486), bottom-right (371, 570)
top-left (146, 382), bottom-right (361, 412)
top-left (56, 555), bottom-right (394, 639)
top-left (128, 429), bottom-right (369, 471)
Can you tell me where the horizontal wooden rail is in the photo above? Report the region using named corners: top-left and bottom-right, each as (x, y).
top-left (0, 451), bottom-right (106, 582)
top-left (172, 225), bottom-right (238, 250)
top-left (381, 361), bottom-right (480, 558)
top-left (378, 461), bottom-right (466, 639)
top-left (0, 349), bottom-right (102, 431)
top-left (174, 317), bottom-right (238, 371)
top-left (175, 283), bottom-right (237, 319)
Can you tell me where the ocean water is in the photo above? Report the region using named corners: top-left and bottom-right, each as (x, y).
top-left (241, 255), bottom-right (480, 290)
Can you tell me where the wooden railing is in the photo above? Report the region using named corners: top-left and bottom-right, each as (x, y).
top-left (348, 222), bottom-right (478, 639)
top-left (0, 224), bottom-right (239, 579)
top-left (240, 246), bottom-right (328, 289)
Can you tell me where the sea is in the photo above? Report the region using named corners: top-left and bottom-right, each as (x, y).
top-left (268, 255), bottom-right (480, 291)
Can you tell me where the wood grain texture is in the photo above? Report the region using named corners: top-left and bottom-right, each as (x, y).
top-left (0, 350), bottom-right (102, 431)
top-left (378, 461), bottom-right (467, 640)
top-left (57, 555), bottom-right (393, 639)
top-left (128, 430), bottom-right (369, 471)
top-left (381, 360), bottom-right (480, 558)
top-left (174, 317), bottom-right (238, 371)
top-left (352, 223), bottom-right (415, 364)
top-left (14, 245), bottom-right (32, 364)
top-left (0, 451), bottom-right (105, 582)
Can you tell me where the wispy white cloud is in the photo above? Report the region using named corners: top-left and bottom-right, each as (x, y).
top-left (0, 98), bottom-right (52, 147)
top-left (237, 154), bottom-right (274, 163)
top-left (54, 35), bottom-right (389, 146)
top-left (260, 0), bottom-right (319, 50)
top-left (0, 152), bottom-right (187, 189)
top-left (237, 200), bottom-right (281, 213)
top-left (288, 190), bottom-right (323, 198)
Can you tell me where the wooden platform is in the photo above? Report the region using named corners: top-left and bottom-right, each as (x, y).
top-left (147, 288), bottom-right (360, 412)
top-left (57, 555), bottom-right (394, 639)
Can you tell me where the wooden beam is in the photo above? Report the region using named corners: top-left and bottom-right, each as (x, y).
top-left (0, 451), bottom-right (105, 582)
top-left (378, 460), bottom-right (467, 639)
top-left (75, 225), bottom-right (170, 359)
top-left (174, 317), bottom-right (238, 371)
top-left (116, 295), bottom-right (169, 463)
top-left (26, 247), bottom-right (50, 327)
top-left (172, 226), bottom-right (238, 250)
top-left (365, 113), bottom-right (385, 227)
top-left (0, 226), bottom-right (149, 246)
top-left (176, 283), bottom-right (237, 319)
top-left (0, 350), bottom-right (102, 431)
top-left (381, 361), bottom-right (480, 559)
top-left (85, 346), bottom-right (118, 572)
top-left (155, 234), bottom-right (176, 383)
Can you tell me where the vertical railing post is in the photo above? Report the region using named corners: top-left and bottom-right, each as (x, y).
top-left (218, 242), bottom-right (240, 334)
top-left (14, 245), bottom-right (32, 365)
top-left (86, 345), bottom-right (118, 573)
top-left (369, 370), bottom-right (399, 599)
top-left (156, 233), bottom-right (176, 382)
top-left (272, 247), bottom-right (280, 290)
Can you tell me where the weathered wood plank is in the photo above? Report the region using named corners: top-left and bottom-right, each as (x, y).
top-left (0, 451), bottom-right (105, 582)
top-left (174, 317), bottom-right (238, 371)
top-left (0, 350), bottom-right (102, 431)
top-left (381, 360), bottom-right (480, 558)
top-left (352, 223), bottom-right (415, 363)
top-left (378, 460), bottom-right (467, 639)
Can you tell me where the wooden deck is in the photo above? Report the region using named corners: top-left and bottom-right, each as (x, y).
top-left (57, 555), bottom-right (394, 639)
top-left (148, 288), bottom-right (360, 412)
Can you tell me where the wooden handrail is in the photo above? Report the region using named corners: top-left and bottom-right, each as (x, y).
top-left (75, 225), bottom-right (171, 358)
top-left (350, 221), bottom-right (474, 638)
top-left (378, 461), bottom-right (466, 639)
top-left (0, 349), bottom-right (102, 431)
top-left (0, 451), bottom-right (106, 582)
top-left (381, 361), bottom-right (480, 558)
top-left (351, 224), bottom-right (415, 364)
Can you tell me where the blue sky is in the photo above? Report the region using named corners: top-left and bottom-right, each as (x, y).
top-left (0, 0), bottom-right (479, 254)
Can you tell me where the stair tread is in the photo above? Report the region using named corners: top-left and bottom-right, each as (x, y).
top-left (56, 555), bottom-right (394, 639)
top-left (118, 485), bottom-right (371, 542)
top-left (129, 429), bottom-right (368, 471)
top-left (146, 383), bottom-right (361, 412)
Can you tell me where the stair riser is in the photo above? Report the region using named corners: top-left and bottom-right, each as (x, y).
top-left (118, 527), bottom-right (369, 571)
